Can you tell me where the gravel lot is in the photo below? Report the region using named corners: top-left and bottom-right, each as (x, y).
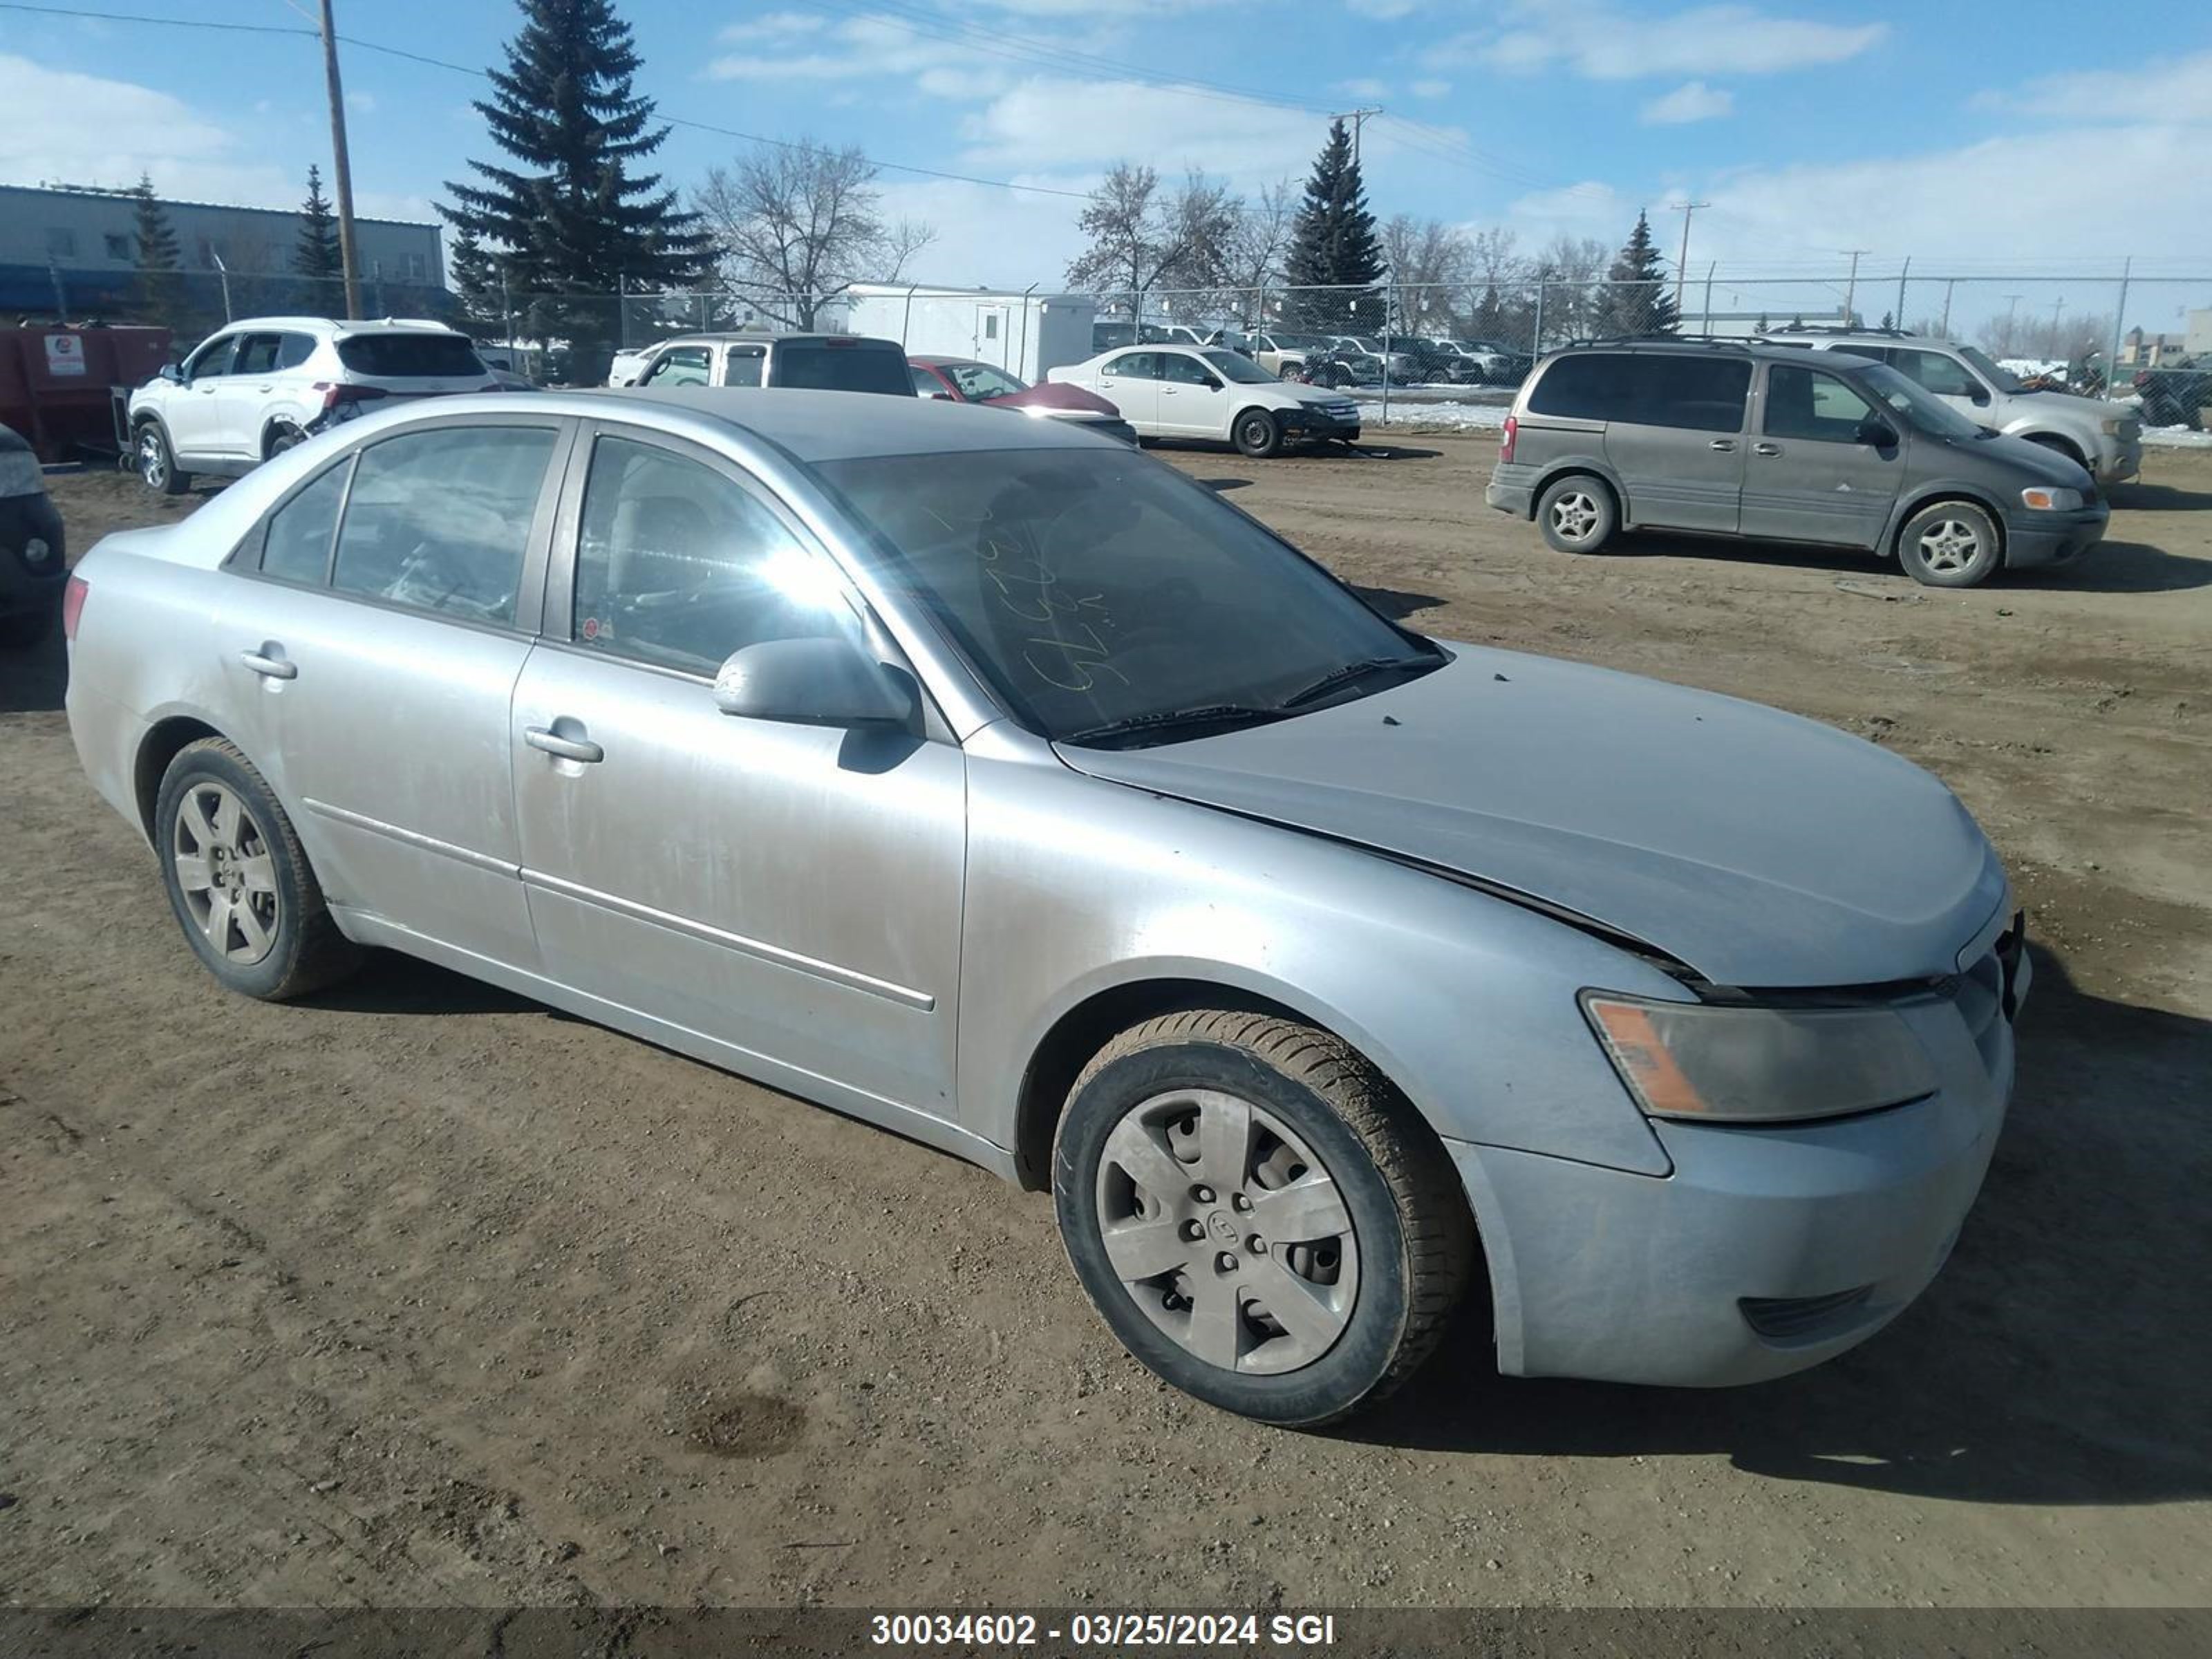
top-left (3, 438), bottom-right (2208, 1615)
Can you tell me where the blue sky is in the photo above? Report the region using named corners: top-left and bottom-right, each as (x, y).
top-left (3, 0), bottom-right (2209, 327)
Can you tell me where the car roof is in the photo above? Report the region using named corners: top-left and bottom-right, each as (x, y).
top-left (646, 332), bottom-right (896, 347)
top-left (365, 386), bottom-right (1096, 464)
top-left (1552, 338), bottom-right (1884, 366)
top-left (209, 316), bottom-right (463, 337)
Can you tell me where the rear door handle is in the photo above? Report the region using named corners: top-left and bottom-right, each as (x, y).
top-left (1709, 439), bottom-right (1736, 451)
top-left (1753, 442), bottom-right (1782, 457)
top-left (525, 725), bottom-right (603, 764)
top-left (238, 649), bottom-right (297, 680)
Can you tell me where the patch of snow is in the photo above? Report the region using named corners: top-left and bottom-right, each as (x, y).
top-left (1356, 399), bottom-right (1506, 430)
top-left (2141, 425), bottom-right (2212, 448)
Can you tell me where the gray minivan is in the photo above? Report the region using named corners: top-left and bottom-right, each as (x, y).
top-left (1485, 340), bottom-right (2109, 587)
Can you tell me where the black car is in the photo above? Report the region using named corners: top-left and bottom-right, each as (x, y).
top-left (0, 422), bottom-right (67, 647)
top-left (2133, 358), bottom-right (2209, 429)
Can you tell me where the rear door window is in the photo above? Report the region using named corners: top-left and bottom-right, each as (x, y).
top-left (335, 332), bottom-right (485, 379)
top-left (718, 345), bottom-right (766, 387)
top-left (276, 332), bottom-right (317, 371)
top-left (1526, 353), bottom-right (1634, 420)
top-left (258, 459), bottom-right (351, 585)
top-left (232, 334), bottom-right (286, 377)
top-left (1636, 357), bottom-right (1750, 433)
top-left (767, 339), bottom-right (914, 395)
top-left (1103, 352), bottom-right (1161, 380)
top-left (330, 425), bottom-right (557, 626)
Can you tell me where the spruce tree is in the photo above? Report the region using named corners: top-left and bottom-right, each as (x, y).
top-left (444, 0), bottom-right (711, 379)
top-left (1595, 211), bottom-right (1677, 337)
top-left (1283, 120), bottom-right (1385, 331)
top-left (447, 222), bottom-right (501, 335)
top-left (129, 172), bottom-right (186, 333)
top-left (294, 165), bottom-right (342, 288)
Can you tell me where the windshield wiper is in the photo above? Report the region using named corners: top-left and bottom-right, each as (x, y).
top-left (1279, 655), bottom-right (1436, 710)
top-left (1060, 704), bottom-right (1284, 747)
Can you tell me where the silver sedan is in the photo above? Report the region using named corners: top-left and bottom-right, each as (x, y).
top-left (64, 388), bottom-right (2026, 1425)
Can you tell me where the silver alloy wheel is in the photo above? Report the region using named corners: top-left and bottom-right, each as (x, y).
top-left (1094, 1088), bottom-right (1360, 1375)
top-left (1549, 489), bottom-right (1600, 543)
top-left (1916, 518), bottom-right (1983, 574)
top-left (172, 780), bottom-right (280, 964)
top-left (139, 429), bottom-right (167, 489)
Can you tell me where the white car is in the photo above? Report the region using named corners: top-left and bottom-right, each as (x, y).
top-left (128, 317), bottom-right (493, 496)
top-left (1048, 344), bottom-right (1362, 457)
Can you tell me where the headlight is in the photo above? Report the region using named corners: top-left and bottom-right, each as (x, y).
top-left (24, 536), bottom-right (55, 570)
top-left (2020, 485), bottom-right (2083, 511)
top-left (2100, 418), bottom-right (2123, 435)
top-left (1582, 993), bottom-right (1938, 1124)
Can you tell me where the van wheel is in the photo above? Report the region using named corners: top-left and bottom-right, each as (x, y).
top-left (137, 422), bottom-right (189, 496)
top-left (155, 738), bottom-right (360, 1000)
top-left (1537, 474), bottom-right (1616, 553)
top-left (1234, 409), bottom-right (1284, 458)
top-left (1053, 1009), bottom-right (1473, 1427)
top-left (1897, 501), bottom-right (2002, 588)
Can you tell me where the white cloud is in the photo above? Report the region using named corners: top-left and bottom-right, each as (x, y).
top-left (1337, 77), bottom-right (1390, 100)
top-left (1410, 77), bottom-right (1452, 98)
top-left (1440, 2), bottom-right (1885, 81)
top-left (874, 176), bottom-right (1093, 292)
top-left (715, 10), bottom-right (827, 45)
top-left (959, 77), bottom-right (1321, 180)
top-left (0, 52), bottom-right (281, 203)
top-left (1641, 80), bottom-right (1732, 124)
top-left (346, 90), bottom-right (377, 115)
top-left (1508, 179), bottom-right (1632, 235)
top-left (1974, 50), bottom-right (2212, 125)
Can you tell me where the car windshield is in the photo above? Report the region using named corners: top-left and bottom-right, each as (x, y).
top-left (1956, 346), bottom-right (2021, 393)
top-left (335, 333), bottom-right (485, 379)
top-left (1205, 349), bottom-right (1277, 385)
top-left (943, 362), bottom-right (1027, 400)
top-left (1856, 363), bottom-right (1987, 439)
top-left (814, 448), bottom-right (1441, 744)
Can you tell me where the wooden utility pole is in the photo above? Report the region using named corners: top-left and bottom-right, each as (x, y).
top-left (1839, 249), bottom-right (1869, 323)
top-left (1668, 200), bottom-right (1707, 315)
top-left (1331, 106), bottom-right (1383, 167)
top-left (318, 0), bottom-right (363, 319)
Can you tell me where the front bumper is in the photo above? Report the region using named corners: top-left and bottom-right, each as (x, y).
top-left (1450, 924), bottom-right (2026, 1387)
top-left (1283, 406), bottom-right (1362, 442)
top-left (2093, 438), bottom-right (2141, 485)
top-left (2004, 503), bottom-right (2108, 568)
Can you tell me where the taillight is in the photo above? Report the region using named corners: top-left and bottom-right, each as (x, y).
top-left (312, 382), bottom-right (390, 413)
top-left (1499, 413), bottom-right (1517, 464)
top-left (62, 573), bottom-right (88, 641)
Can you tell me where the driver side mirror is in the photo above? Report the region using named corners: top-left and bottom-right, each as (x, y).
top-left (158, 363), bottom-right (183, 384)
top-left (1967, 386), bottom-right (1991, 406)
top-left (713, 637), bottom-right (917, 731)
top-left (1857, 417), bottom-right (1898, 448)
top-left (922, 388), bottom-right (951, 400)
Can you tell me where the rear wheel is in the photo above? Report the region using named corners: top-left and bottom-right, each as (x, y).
top-left (1053, 1009), bottom-right (1473, 1427)
top-left (264, 420), bottom-right (308, 460)
top-left (1537, 474), bottom-right (1617, 553)
top-left (1897, 500), bottom-right (2002, 588)
top-left (136, 422), bottom-right (189, 496)
top-left (1233, 409), bottom-right (1284, 459)
top-left (155, 738), bottom-right (359, 1000)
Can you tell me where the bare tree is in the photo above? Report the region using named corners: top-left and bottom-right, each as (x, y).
top-left (1067, 162), bottom-right (1241, 316)
top-left (1221, 178), bottom-right (1295, 318)
top-left (1381, 214), bottom-right (1473, 334)
top-left (695, 139), bottom-right (933, 329)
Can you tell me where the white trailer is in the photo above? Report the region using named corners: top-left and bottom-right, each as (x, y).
top-left (843, 284), bottom-right (1098, 380)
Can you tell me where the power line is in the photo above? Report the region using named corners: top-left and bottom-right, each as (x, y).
top-left (0, 0), bottom-right (1093, 199)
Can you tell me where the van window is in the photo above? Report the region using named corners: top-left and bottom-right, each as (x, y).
top-left (1764, 364), bottom-right (1877, 442)
top-left (1638, 357), bottom-right (1750, 433)
top-left (767, 339), bottom-right (913, 395)
top-left (1526, 353), bottom-right (1633, 420)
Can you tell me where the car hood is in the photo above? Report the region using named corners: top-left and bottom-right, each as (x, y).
top-left (1278, 381), bottom-right (1358, 409)
top-left (986, 382), bottom-right (1121, 418)
top-left (1054, 645), bottom-right (2007, 988)
top-left (2009, 387), bottom-right (2130, 427)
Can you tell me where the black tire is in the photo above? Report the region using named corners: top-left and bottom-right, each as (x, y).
top-left (1233, 408), bottom-right (1284, 459)
top-left (1536, 473), bottom-right (1617, 553)
top-left (136, 420), bottom-right (189, 496)
top-left (1052, 1009), bottom-right (1474, 1427)
top-left (1277, 363), bottom-right (1302, 382)
top-left (1896, 499), bottom-right (2003, 588)
top-left (2023, 433), bottom-right (2087, 470)
top-left (154, 738), bottom-right (360, 1000)
top-left (264, 420), bottom-right (308, 460)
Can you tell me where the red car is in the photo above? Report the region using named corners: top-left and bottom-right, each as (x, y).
top-left (908, 356), bottom-right (1138, 445)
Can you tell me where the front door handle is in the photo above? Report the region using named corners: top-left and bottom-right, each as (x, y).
top-left (1753, 442), bottom-right (1782, 457)
top-left (525, 725), bottom-right (603, 764)
top-left (1709, 439), bottom-right (1736, 451)
top-left (238, 648), bottom-right (297, 680)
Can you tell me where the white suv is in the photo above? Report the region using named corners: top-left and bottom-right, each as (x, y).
top-left (129, 317), bottom-right (491, 495)
top-left (1759, 326), bottom-right (2142, 485)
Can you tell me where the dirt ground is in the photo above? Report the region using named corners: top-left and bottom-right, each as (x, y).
top-left (3, 440), bottom-right (2208, 1618)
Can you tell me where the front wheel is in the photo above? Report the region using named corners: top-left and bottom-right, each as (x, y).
top-left (155, 738), bottom-right (360, 1000)
top-left (1897, 500), bottom-right (2002, 588)
top-left (136, 422), bottom-right (189, 496)
top-left (1233, 409), bottom-right (1284, 458)
top-left (1052, 1009), bottom-right (1474, 1427)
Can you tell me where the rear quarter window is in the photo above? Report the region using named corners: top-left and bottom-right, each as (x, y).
top-left (1526, 353), bottom-right (1634, 420)
top-left (767, 341), bottom-right (915, 396)
top-left (335, 333), bottom-right (485, 379)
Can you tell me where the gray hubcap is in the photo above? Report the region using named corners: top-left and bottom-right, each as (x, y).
top-left (1550, 490), bottom-right (1600, 541)
top-left (1095, 1089), bottom-right (1359, 1375)
top-left (1917, 518), bottom-right (1983, 572)
top-left (173, 781), bottom-right (279, 964)
top-left (139, 431), bottom-right (167, 487)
